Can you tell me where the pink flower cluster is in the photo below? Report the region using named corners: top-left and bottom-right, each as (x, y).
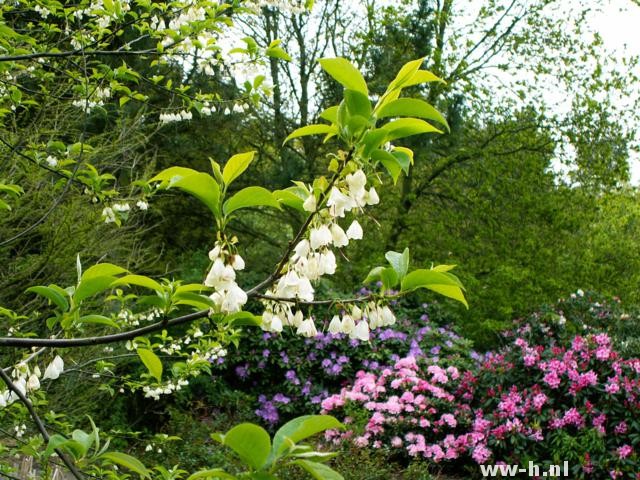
top-left (321, 333), bottom-right (640, 477)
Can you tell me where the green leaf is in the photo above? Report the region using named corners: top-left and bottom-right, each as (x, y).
top-left (319, 106), bottom-right (339, 124)
top-left (360, 129), bottom-right (388, 158)
top-left (271, 415), bottom-right (343, 460)
top-left (381, 118), bottom-right (442, 141)
top-left (344, 89), bottom-right (371, 118)
top-left (385, 248), bottom-right (410, 279)
top-left (431, 264), bottom-right (457, 272)
top-left (111, 275), bottom-right (164, 292)
top-left (283, 124), bottom-right (336, 145)
top-left (224, 311), bottom-right (262, 327)
top-left (100, 452), bottom-right (151, 478)
top-left (78, 315), bottom-right (120, 329)
top-left (150, 167), bottom-right (221, 217)
top-left (74, 276), bottom-right (118, 303)
top-left (187, 469), bottom-right (237, 480)
top-left (43, 434), bottom-right (87, 460)
top-left (292, 460), bottom-right (344, 480)
top-left (377, 98), bottom-right (449, 131)
top-left (220, 423), bottom-right (271, 470)
top-left (273, 188), bottom-right (305, 211)
top-left (404, 70), bottom-right (445, 87)
top-left (173, 291), bottom-right (217, 310)
top-left (392, 150), bottom-right (412, 174)
top-left (223, 187), bottom-right (281, 215)
top-left (318, 58), bottom-right (368, 95)
top-left (137, 348), bottom-right (162, 382)
top-left (222, 151), bottom-right (256, 186)
top-left (380, 267), bottom-right (398, 289)
top-left (81, 263), bottom-right (128, 281)
top-left (266, 46), bottom-right (292, 61)
top-left (371, 149), bottom-right (402, 184)
top-left (26, 286), bottom-right (69, 311)
top-left (363, 266), bottom-right (384, 285)
top-left (387, 57), bottom-right (425, 91)
top-left (401, 269), bottom-right (468, 308)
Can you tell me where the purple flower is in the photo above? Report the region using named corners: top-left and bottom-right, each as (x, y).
top-left (235, 364), bottom-right (249, 379)
top-left (262, 349), bottom-right (270, 358)
top-left (273, 393), bottom-right (290, 404)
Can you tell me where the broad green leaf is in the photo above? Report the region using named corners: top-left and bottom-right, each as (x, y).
top-left (360, 129), bottom-right (388, 158)
top-left (344, 89), bottom-right (372, 118)
top-left (271, 415), bottom-right (343, 459)
top-left (111, 275), bottom-right (164, 292)
top-left (222, 151), bottom-right (256, 186)
top-left (380, 267), bottom-right (399, 289)
top-left (284, 124), bottom-right (336, 144)
top-left (319, 106), bottom-right (339, 124)
top-left (363, 266), bottom-right (385, 285)
top-left (173, 291), bottom-right (218, 310)
top-left (404, 69), bottom-right (445, 87)
top-left (81, 263), bottom-right (128, 281)
top-left (377, 98), bottom-right (449, 131)
top-left (401, 270), bottom-right (468, 308)
top-left (26, 286), bottom-right (69, 311)
top-left (223, 187), bottom-right (281, 215)
top-left (100, 452), bottom-right (151, 478)
top-left (291, 451), bottom-right (338, 462)
top-left (392, 150), bottom-right (412, 174)
top-left (273, 189), bottom-right (305, 211)
top-left (292, 460), bottom-right (344, 480)
top-left (78, 315), bottom-right (119, 329)
top-left (382, 118), bottom-right (442, 141)
top-left (318, 58), bottom-right (368, 95)
top-left (371, 149), bottom-right (402, 184)
top-left (221, 423), bottom-right (271, 470)
top-left (224, 311), bottom-right (262, 327)
top-left (74, 276), bottom-right (117, 303)
top-left (72, 429), bottom-right (94, 454)
top-left (150, 167), bottom-right (220, 217)
top-left (43, 434), bottom-right (87, 460)
top-left (385, 248), bottom-right (410, 279)
top-left (187, 469), bottom-right (236, 480)
top-left (266, 45), bottom-right (292, 61)
top-left (387, 57), bottom-right (425, 91)
top-left (137, 348), bottom-right (162, 382)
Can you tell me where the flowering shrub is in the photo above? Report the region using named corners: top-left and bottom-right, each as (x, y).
top-left (322, 331), bottom-right (640, 478)
top-left (213, 299), bottom-right (477, 425)
top-left (507, 289), bottom-right (640, 357)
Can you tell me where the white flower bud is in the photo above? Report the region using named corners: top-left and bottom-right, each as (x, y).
top-left (303, 194), bottom-right (317, 212)
top-left (328, 315), bottom-right (342, 334)
top-left (351, 321), bottom-right (370, 341)
top-left (330, 223), bottom-right (349, 247)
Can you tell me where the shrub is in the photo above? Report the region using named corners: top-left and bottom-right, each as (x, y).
top-left (322, 331), bottom-right (640, 478)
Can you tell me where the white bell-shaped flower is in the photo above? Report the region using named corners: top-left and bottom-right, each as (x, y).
top-left (351, 320), bottom-right (370, 341)
top-left (319, 250), bottom-right (337, 275)
top-left (27, 374), bottom-right (40, 391)
top-left (346, 220), bottom-right (363, 240)
top-left (297, 318), bottom-right (318, 337)
top-left (341, 314), bottom-right (355, 335)
top-left (293, 239), bottom-right (311, 260)
top-left (328, 315), bottom-right (343, 334)
top-left (366, 187), bottom-right (380, 206)
top-left (231, 254), bottom-right (245, 270)
top-left (326, 187), bottom-right (355, 217)
top-left (310, 225), bottom-right (332, 250)
top-left (330, 223), bottom-right (349, 247)
top-left (43, 356), bottom-right (64, 381)
top-left (351, 305), bottom-right (363, 321)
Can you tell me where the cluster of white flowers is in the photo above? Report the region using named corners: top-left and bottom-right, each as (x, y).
top-left (143, 378), bottom-right (189, 401)
top-left (0, 356), bottom-right (64, 408)
top-left (245, 0), bottom-right (307, 14)
top-left (102, 201), bottom-right (148, 224)
top-left (34, 4), bottom-right (51, 18)
top-left (159, 110), bottom-right (193, 124)
top-left (45, 155), bottom-right (58, 168)
top-left (205, 243), bottom-right (247, 314)
top-left (327, 302), bottom-right (396, 340)
top-left (260, 168), bottom-right (382, 339)
top-left (72, 87), bottom-right (111, 110)
top-left (187, 345), bottom-right (226, 364)
top-left (117, 308), bottom-right (161, 327)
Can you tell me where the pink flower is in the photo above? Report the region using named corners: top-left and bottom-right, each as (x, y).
top-left (471, 444), bottom-right (492, 464)
top-left (441, 413), bottom-right (457, 428)
top-left (617, 444), bottom-right (633, 459)
top-left (543, 371), bottom-right (561, 389)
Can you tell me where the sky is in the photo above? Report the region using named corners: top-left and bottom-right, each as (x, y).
top-left (589, 2), bottom-right (640, 182)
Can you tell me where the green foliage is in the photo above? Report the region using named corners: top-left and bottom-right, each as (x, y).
top-left (188, 415), bottom-right (345, 480)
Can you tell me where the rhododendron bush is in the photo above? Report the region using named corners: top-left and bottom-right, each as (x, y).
top-left (321, 328), bottom-right (640, 478)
